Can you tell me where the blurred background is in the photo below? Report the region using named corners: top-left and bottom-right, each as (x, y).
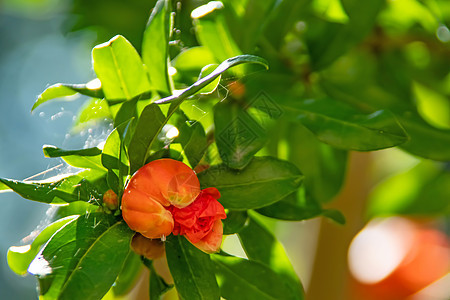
top-left (0, 0), bottom-right (449, 299)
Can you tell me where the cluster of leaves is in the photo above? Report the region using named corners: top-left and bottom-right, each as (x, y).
top-left (3, 0), bottom-right (450, 299)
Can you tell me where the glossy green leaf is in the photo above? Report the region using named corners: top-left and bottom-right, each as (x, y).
top-left (165, 235), bottom-right (220, 300)
top-left (43, 145), bottom-right (106, 171)
top-left (0, 173), bottom-right (92, 204)
top-left (198, 156), bottom-right (303, 210)
top-left (238, 216), bottom-right (304, 299)
top-left (174, 111), bottom-right (207, 169)
top-left (31, 80), bottom-right (104, 112)
top-left (142, 0), bottom-right (172, 95)
top-left (212, 254), bottom-right (297, 300)
top-left (128, 104), bottom-right (166, 174)
top-left (29, 213), bottom-right (133, 300)
top-left (7, 216), bottom-right (78, 276)
top-left (92, 35), bottom-right (151, 100)
top-left (112, 252), bottom-right (143, 296)
top-left (215, 100), bottom-right (266, 169)
top-left (283, 98), bottom-right (409, 151)
top-left (223, 210), bottom-right (248, 235)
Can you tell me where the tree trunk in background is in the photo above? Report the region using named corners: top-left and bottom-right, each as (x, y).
top-left (307, 152), bottom-right (372, 300)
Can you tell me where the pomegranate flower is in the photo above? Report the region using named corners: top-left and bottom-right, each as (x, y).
top-left (170, 187), bottom-right (227, 253)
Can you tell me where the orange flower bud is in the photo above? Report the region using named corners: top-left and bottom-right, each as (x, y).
top-left (103, 189), bottom-right (118, 210)
top-left (131, 233), bottom-right (165, 260)
top-left (122, 159), bottom-right (201, 239)
top-left (170, 187), bottom-right (226, 253)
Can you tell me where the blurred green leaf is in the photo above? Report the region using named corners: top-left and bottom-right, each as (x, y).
top-left (212, 254), bottom-right (297, 300)
top-left (192, 2), bottom-right (243, 70)
top-left (141, 258), bottom-right (173, 300)
top-left (172, 47), bottom-right (217, 73)
top-left (29, 213), bottom-right (133, 300)
top-left (112, 252), bottom-right (143, 296)
top-left (7, 216), bottom-right (78, 276)
top-left (255, 189), bottom-right (345, 224)
top-left (368, 161), bottom-right (450, 217)
top-left (215, 100), bottom-right (266, 169)
top-left (31, 80), bottom-right (104, 112)
top-left (198, 156), bottom-right (303, 210)
top-left (165, 235), bottom-right (220, 300)
top-left (306, 0), bottom-right (384, 70)
top-left (238, 215), bottom-right (304, 299)
top-left (142, 0), bottom-right (172, 95)
top-left (92, 35), bottom-right (151, 100)
top-left (222, 210), bottom-right (248, 235)
top-left (283, 98), bottom-right (409, 151)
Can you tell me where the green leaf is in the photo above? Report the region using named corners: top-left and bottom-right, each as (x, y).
top-left (112, 252), bottom-right (143, 296)
top-left (29, 213), bottom-right (133, 300)
top-left (172, 46), bottom-right (217, 72)
top-left (165, 235), bottom-right (220, 300)
top-left (7, 216), bottom-right (78, 276)
top-left (43, 145), bottom-right (106, 171)
top-left (101, 123), bottom-right (130, 195)
top-left (306, 0), bottom-right (385, 70)
top-left (198, 156), bottom-right (303, 210)
top-left (283, 98), bottom-right (409, 151)
top-left (212, 254), bottom-right (297, 300)
top-left (128, 104), bottom-right (166, 174)
top-left (198, 64), bottom-right (221, 95)
top-left (192, 2), bottom-right (242, 70)
top-left (31, 80), bottom-right (104, 112)
top-left (256, 189), bottom-right (346, 224)
top-left (0, 173), bottom-right (96, 204)
top-left (73, 98), bottom-right (112, 131)
top-left (214, 100), bottom-right (266, 169)
top-left (92, 35), bottom-right (151, 100)
top-left (368, 161), bottom-right (450, 217)
top-left (154, 55), bottom-right (268, 106)
top-left (223, 210), bottom-right (248, 235)
top-left (142, 0), bottom-right (172, 96)
top-left (238, 216), bottom-right (304, 299)
top-left (399, 113), bottom-right (450, 161)
top-left (174, 111), bottom-right (207, 168)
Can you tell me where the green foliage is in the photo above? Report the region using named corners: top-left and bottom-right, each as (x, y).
top-left (4, 0), bottom-right (450, 299)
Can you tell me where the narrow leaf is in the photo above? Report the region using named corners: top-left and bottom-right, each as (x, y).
top-left (31, 80), bottom-right (104, 112)
top-left (165, 235), bottom-right (220, 300)
top-left (198, 156), bottom-right (303, 210)
top-left (112, 252), bottom-right (143, 296)
top-left (142, 0), bottom-right (172, 95)
top-left (43, 145), bottom-right (106, 171)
